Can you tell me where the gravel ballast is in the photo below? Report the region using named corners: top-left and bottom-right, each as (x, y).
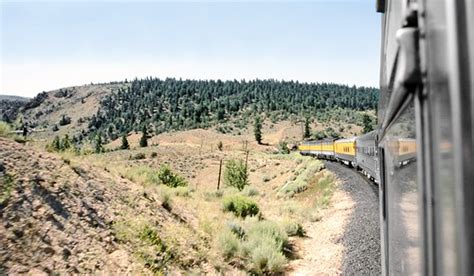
top-left (324, 161), bottom-right (381, 275)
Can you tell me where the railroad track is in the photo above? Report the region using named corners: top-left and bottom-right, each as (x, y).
top-left (323, 160), bottom-right (381, 275)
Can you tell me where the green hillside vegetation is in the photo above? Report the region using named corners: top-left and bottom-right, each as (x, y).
top-left (86, 78), bottom-right (378, 142)
top-left (0, 99), bottom-right (28, 123)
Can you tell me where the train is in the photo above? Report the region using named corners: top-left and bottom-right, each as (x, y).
top-left (301, 0), bottom-right (474, 275)
top-left (377, 0), bottom-right (473, 275)
top-left (298, 132), bottom-right (416, 184)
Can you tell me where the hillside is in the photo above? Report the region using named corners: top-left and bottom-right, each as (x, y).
top-left (1, 93), bottom-right (377, 274)
top-left (89, 78), bottom-right (378, 142)
top-left (1, 126), bottom-right (339, 274)
top-left (0, 95), bottom-right (30, 102)
top-left (10, 78), bottom-right (378, 144)
top-left (13, 83), bottom-right (127, 138)
top-left (0, 95), bottom-right (30, 123)
top-left (0, 137), bottom-right (212, 274)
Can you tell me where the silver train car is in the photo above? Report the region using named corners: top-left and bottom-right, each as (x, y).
top-left (377, 0), bottom-right (474, 275)
top-left (355, 131), bottom-right (379, 183)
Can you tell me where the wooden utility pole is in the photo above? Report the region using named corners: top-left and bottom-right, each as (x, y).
top-left (242, 140), bottom-right (248, 152)
top-left (199, 139), bottom-right (204, 155)
top-left (217, 159), bottom-right (223, 190)
top-left (245, 150), bottom-right (250, 173)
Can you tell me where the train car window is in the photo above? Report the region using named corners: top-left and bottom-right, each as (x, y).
top-left (423, 0), bottom-right (458, 274)
top-left (379, 100), bottom-right (420, 275)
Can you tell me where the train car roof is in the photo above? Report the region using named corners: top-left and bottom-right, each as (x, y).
top-left (356, 131), bottom-right (377, 141)
top-left (300, 140), bottom-right (319, 144)
top-left (300, 138), bottom-right (336, 144)
top-left (335, 137), bottom-right (357, 143)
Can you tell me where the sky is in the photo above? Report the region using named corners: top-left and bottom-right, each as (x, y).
top-left (0, 0), bottom-right (382, 97)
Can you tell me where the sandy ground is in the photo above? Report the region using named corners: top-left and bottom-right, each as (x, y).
top-left (288, 161), bottom-right (381, 275)
top-left (289, 187), bottom-right (355, 275)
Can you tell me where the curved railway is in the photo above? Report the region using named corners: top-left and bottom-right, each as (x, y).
top-left (323, 161), bottom-right (381, 275)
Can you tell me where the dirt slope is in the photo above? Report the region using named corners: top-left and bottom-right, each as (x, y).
top-left (0, 138), bottom-right (199, 274)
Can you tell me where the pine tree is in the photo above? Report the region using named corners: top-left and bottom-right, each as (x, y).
top-left (140, 125), bottom-right (148, 147)
top-left (95, 135), bottom-right (103, 153)
top-left (52, 136), bottom-right (61, 151)
top-left (120, 134), bottom-right (130, 150)
top-left (362, 114), bottom-right (374, 133)
top-left (62, 134), bottom-right (71, 150)
top-left (304, 116), bottom-right (311, 139)
top-left (254, 116), bottom-right (263, 144)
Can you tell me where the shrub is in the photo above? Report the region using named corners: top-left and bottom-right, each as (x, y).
top-left (241, 220), bottom-right (288, 273)
top-left (224, 159), bottom-right (249, 191)
top-left (13, 136), bottom-right (27, 144)
top-left (314, 174), bottom-right (336, 208)
top-left (204, 189), bottom-right (224, 201)
top-left (222, 195), bottom-right (259, 218)
top-left (278, 160), bottom-right (325, 198)
top-left (279, 201), bottom-right (301, 216)
top-left (0, 121), bottom-right (12, 137)
top-left (218, 218), bottom-right (289, 273)
top-left (130, 152), bottom-right (146, 160)
top-left (137, 225), bottom-right (173, 273)
top-left (157, 165), bottom-right (187, 188)
top-left (139, 225), bottom-right (166, 248)
top-left (62, 134), bottom-right (71, 150)
top-left (218, 230), bottom-right (240, 260)
top-left (150, 152), bottom-right (158, 158)
top-left (248, 240), bottom-right (286, 273)
top-left (0, 174), bottom-right (15, 205)
top-left (243, 220), bottom-right (288, 252)
top-left (59, 115), bottom-right (71, 126)
top-left (226, 220), bottom-right (246, 239)
top-left (172, 186), bottom-right (191, 197)
top-left (262, 175), bottom-right (271, 182)
top-left (313, 130), bottom-right (327, 140)
top-left (282, 220), bottom-right (305, 237)
top-left (241, 186), bottom-right (259, 197)
top-left (46, 136), bottom-right (61, 152)
top-left (159, 189), bottom-right (173, 211)
top-left (123, 166), bottom-right (160, 186)
top-left (303, 209), bottom-right (322, 222)
top-left (278, 140), bottom-right (290, 154)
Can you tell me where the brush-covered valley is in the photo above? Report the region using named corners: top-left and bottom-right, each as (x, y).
top-left (0, 79), bottom-right (380, 274)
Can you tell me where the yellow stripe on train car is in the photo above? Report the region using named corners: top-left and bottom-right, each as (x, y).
top-left (322, 142), bottom-right (334, 152)
top-left (310, 144), bottom-right (323, 151)
top-left (334, 139), bottom-right (356, 156)
top-left (298, 145), bottom-right (309, 151)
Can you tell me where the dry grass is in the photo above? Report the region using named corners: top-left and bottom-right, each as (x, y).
top-left (32, 127), bottom-right (338, 274)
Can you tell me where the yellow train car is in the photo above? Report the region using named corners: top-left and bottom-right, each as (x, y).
top-left (299, 140), bottom-right (334, 158)
top-left (334, 137), bottom-right (357, 165)
top-left (298, 141), bottom-right (322, 156)
top-left (397, 138), bottom-right (417, 166)
top-left (298, 143), bottom-right (311, 153)
top-left (321, 141), bottom-right (335, 158)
